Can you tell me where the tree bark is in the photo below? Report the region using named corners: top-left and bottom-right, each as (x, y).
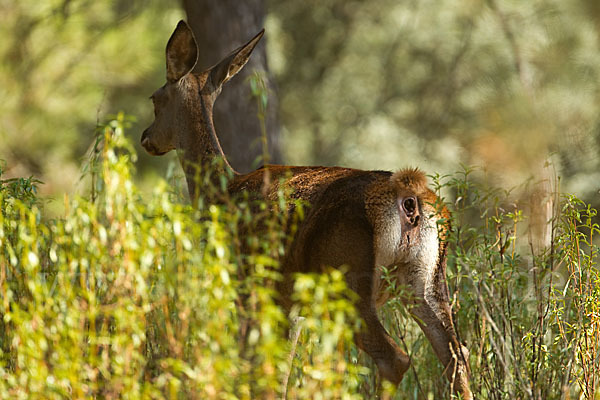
top-left (182, 0), bottom-right (282, 173)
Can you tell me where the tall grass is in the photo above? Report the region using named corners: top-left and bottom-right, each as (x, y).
top-left (0, 116), bottom-right (598, 399)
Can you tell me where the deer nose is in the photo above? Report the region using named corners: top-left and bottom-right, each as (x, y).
top-left (141, 129), bottom-right (149, 147)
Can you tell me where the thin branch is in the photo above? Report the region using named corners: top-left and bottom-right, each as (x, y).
top-left (487, 0), bottom-right (534, 98)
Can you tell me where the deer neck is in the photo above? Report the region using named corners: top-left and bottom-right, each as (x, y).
top-left (177, 93), bottom-right (238, 202)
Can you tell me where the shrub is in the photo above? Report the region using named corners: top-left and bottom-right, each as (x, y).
top-left (0, 115), bottom-right (362, 399)
top-left (378, 169), bottom-right (600, 399)
top-left (0, 116), bottom-right (598, 399)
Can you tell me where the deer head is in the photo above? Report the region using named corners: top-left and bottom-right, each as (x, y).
top-left (141, 20), bottom-right (264, 197)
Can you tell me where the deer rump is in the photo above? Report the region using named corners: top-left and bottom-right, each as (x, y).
top-left (230, 165), bottom-right (439, 283)
top-left (229, 164), bottom-right (455, 384)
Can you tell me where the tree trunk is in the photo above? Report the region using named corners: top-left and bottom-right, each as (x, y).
top-left (182, 0), bottom-right (282, 173)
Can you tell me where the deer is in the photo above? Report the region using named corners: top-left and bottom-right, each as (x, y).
top-left (141, 20), bottom-right (472, 399)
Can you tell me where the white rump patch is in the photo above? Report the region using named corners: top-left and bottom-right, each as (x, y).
top-left (373, 206), bottom-right (403, 268)
top-left (374, 205), bottom-right (439, 275)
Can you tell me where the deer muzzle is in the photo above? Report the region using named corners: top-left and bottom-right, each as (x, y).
top-left (141, 129), bottom-right (168, 156)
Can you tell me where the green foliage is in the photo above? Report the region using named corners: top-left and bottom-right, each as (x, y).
top-left (0, 0), bottom-right (183, 195)
top-left (335, 165), bottom-right (600, 400)
top-left (0, 161), bottom-right (42, 210)
top-left (1, 118), bottom-right (599, 399)
top-left (287, 270), bottom-right (365, 399)
top-left (3, 1), bottom-right (600, 216)
top-left (0, 116), bottom-right (364, 399)
top-left (429, 167), bottom-right (599, 399)
top-left (268, 0), bottom-right (600, 210)
top-left (2, 1), bottom-right (599, 397)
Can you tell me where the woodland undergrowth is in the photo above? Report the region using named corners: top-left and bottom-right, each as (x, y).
top-left (0, 115), bottom-right (598, 399)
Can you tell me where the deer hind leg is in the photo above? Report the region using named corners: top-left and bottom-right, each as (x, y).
top-left (405, 269), bottom-right (472, 399)
top-left (355, 301), bottom-right (410, 384)
top-left (335, 244), bottom-right (410, 384)
top-left (297, 206), bottom-right (412, 384)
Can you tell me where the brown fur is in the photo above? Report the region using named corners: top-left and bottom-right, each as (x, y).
top-left (392, 168), bottom-right (428, 193)
top-left (141, 21), bottom-right (472, 399)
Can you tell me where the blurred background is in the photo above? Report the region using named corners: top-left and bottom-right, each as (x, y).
top-left (1, 0), bottom-right (599, 216)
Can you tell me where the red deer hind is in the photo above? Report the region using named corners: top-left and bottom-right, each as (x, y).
top-left (141, 20), bottom-right (472, 399)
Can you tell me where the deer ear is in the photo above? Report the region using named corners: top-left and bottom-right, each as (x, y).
top-left (166, 20), bottom-right (198, 83)
top-left (210, 29), bottom-right (265, 88)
